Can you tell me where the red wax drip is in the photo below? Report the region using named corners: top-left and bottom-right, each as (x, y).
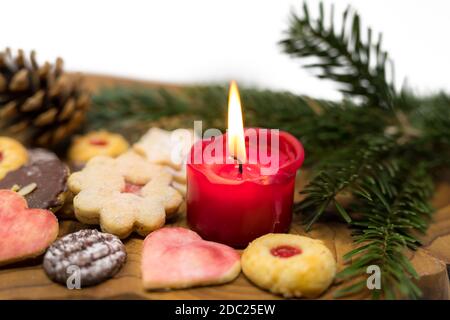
top-left (270, 245), bottom-right (301, 258)
top-left (0, 151), bottom-right (3, 163)
top-left (89, 138), bottom-right (108, 146)
top-left (123, 182), bottom-right (143, 195)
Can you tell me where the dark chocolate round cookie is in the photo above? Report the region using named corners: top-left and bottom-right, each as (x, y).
top-left (43, 229), bottom-right (127, 287)
top-left (0, 148), bottom-right (69, 211)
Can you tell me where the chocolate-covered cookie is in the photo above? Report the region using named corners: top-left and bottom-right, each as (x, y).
top-left (43, 229), bottom-right (127, 287)
top-left (0, 148), bottom-right (69, 211)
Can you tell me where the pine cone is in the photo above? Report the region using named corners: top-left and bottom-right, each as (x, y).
top-left (0, 48), bottom-right (90, 147)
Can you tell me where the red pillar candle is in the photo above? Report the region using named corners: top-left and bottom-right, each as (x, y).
top-left (186, 82), bottom-right (305, 248)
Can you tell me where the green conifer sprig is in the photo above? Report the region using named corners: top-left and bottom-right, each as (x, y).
top-left (284, 1), bottom-right (445, 299)
top-left (89, 86), bottom-right (387, 165)
top-left (335, 164), bottom-right (433, 299)
top-left (280, 1), bottom-right (396, 109)
top-left (298, 136), bottom-right (399, 230)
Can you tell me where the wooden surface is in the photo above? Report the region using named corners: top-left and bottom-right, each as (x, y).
top-left (0, 74), bottom-right (449, 300)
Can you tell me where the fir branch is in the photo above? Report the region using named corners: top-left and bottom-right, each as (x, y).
top-left (90, 85), bottom-right (318, 131)
top-left (297, 104), bottom-right (387, 165)
top-left (280, 1), bottom-right (396, 109)
top-left (335, 163), bottom-right (433, 299)
top-left (282, 1), bottom-right (449, 299)
top-left (89, 86), bottom-right (387, 164)
top-left (89, 86), bottom-right (191, 130)
top-left (398, 91), bottom-right (450, 166)
top-left (408, 92), bottom-right (450, 145)
top-left (297, 135), bottom-right (399, 229)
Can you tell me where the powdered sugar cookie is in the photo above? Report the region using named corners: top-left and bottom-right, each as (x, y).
top-left (166, 163), bottom-right (187, 184)
top-left (0, 137), bottom-right (28, 180)
top-left (68, 130), bottom-right (129, 165)
top-left (133, 128), bottom-right (197, 195)
top-left (241, 233), bottom-right (336, 298)
top-left (44, 229), bottom-right (126, 287)
top-left (68, 151), bottom-right (183, 238)
top-left (133, 128), bottom-right (196, 170)
top-left (172, 180), bottom-right (187, 196)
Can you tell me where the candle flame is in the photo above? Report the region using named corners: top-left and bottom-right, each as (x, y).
top-left (227, 80), bottom-right (247, 163)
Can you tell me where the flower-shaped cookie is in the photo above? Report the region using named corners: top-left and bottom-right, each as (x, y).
top-left (68, 151), bottom-right (183, 238)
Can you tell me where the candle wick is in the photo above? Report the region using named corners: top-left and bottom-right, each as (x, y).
top-left (233, 156), bottom-right (243, 175)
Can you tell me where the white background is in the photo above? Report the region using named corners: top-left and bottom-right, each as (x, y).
top-left (1, 0), bottom-right (449, 100)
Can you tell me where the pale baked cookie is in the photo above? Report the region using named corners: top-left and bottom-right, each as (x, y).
top-left (133, 128), bottom-right (195, 170)
top-left (141, 227), bottom-right (241, 290)
top-left (133, 128), bottom-right (198, 195)
top-left (68, 130), bottom-right (129, 165)
top-left (0, 136), bottom-right (28, 180)
top-left (166, 164), bottom-right (187, 184)
top-left (172, 180), bottom-right (187, 196)
top-left (68, 151), bottom-right (183, 239)
top-left (241, 233), bottom-right (336, 298)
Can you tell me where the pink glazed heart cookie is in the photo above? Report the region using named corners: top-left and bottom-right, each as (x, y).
top-left (141, 227), bottom-right (241, 290)
top-left (0, 190), bottom-right (59, 266)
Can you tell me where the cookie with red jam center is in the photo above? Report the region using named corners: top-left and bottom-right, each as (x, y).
top-left (68, 130), bottom-right (129, 168)
top-left (241, 233), bottom-right (336, 298)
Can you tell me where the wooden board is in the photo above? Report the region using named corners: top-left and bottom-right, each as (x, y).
top-left (0, 74), bottom-right (449, 300)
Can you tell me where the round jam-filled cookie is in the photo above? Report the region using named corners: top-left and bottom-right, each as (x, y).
top-left (0, 149), bottom-right (69, 212)
top-left (241, 234), bottom-right (336, 298)
top-left (68, 130), bottom-right (129, 164)
top-left (43, 229), bottom-right (127, 287)
top-left (0, 137), bottom-right (28, 180)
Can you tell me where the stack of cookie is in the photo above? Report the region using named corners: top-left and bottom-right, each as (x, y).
top-left (67, 128), bottom-right (196, 196)
top-left (64, 127), bottom-right (197, 239)
top-left (0, 137), bottom-right (64, 268)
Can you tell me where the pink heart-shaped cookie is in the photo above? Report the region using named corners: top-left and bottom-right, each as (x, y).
top-left (0, 190), bottom-right (59, 266)
top-left (141, 227), bottom-right (241, 290)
